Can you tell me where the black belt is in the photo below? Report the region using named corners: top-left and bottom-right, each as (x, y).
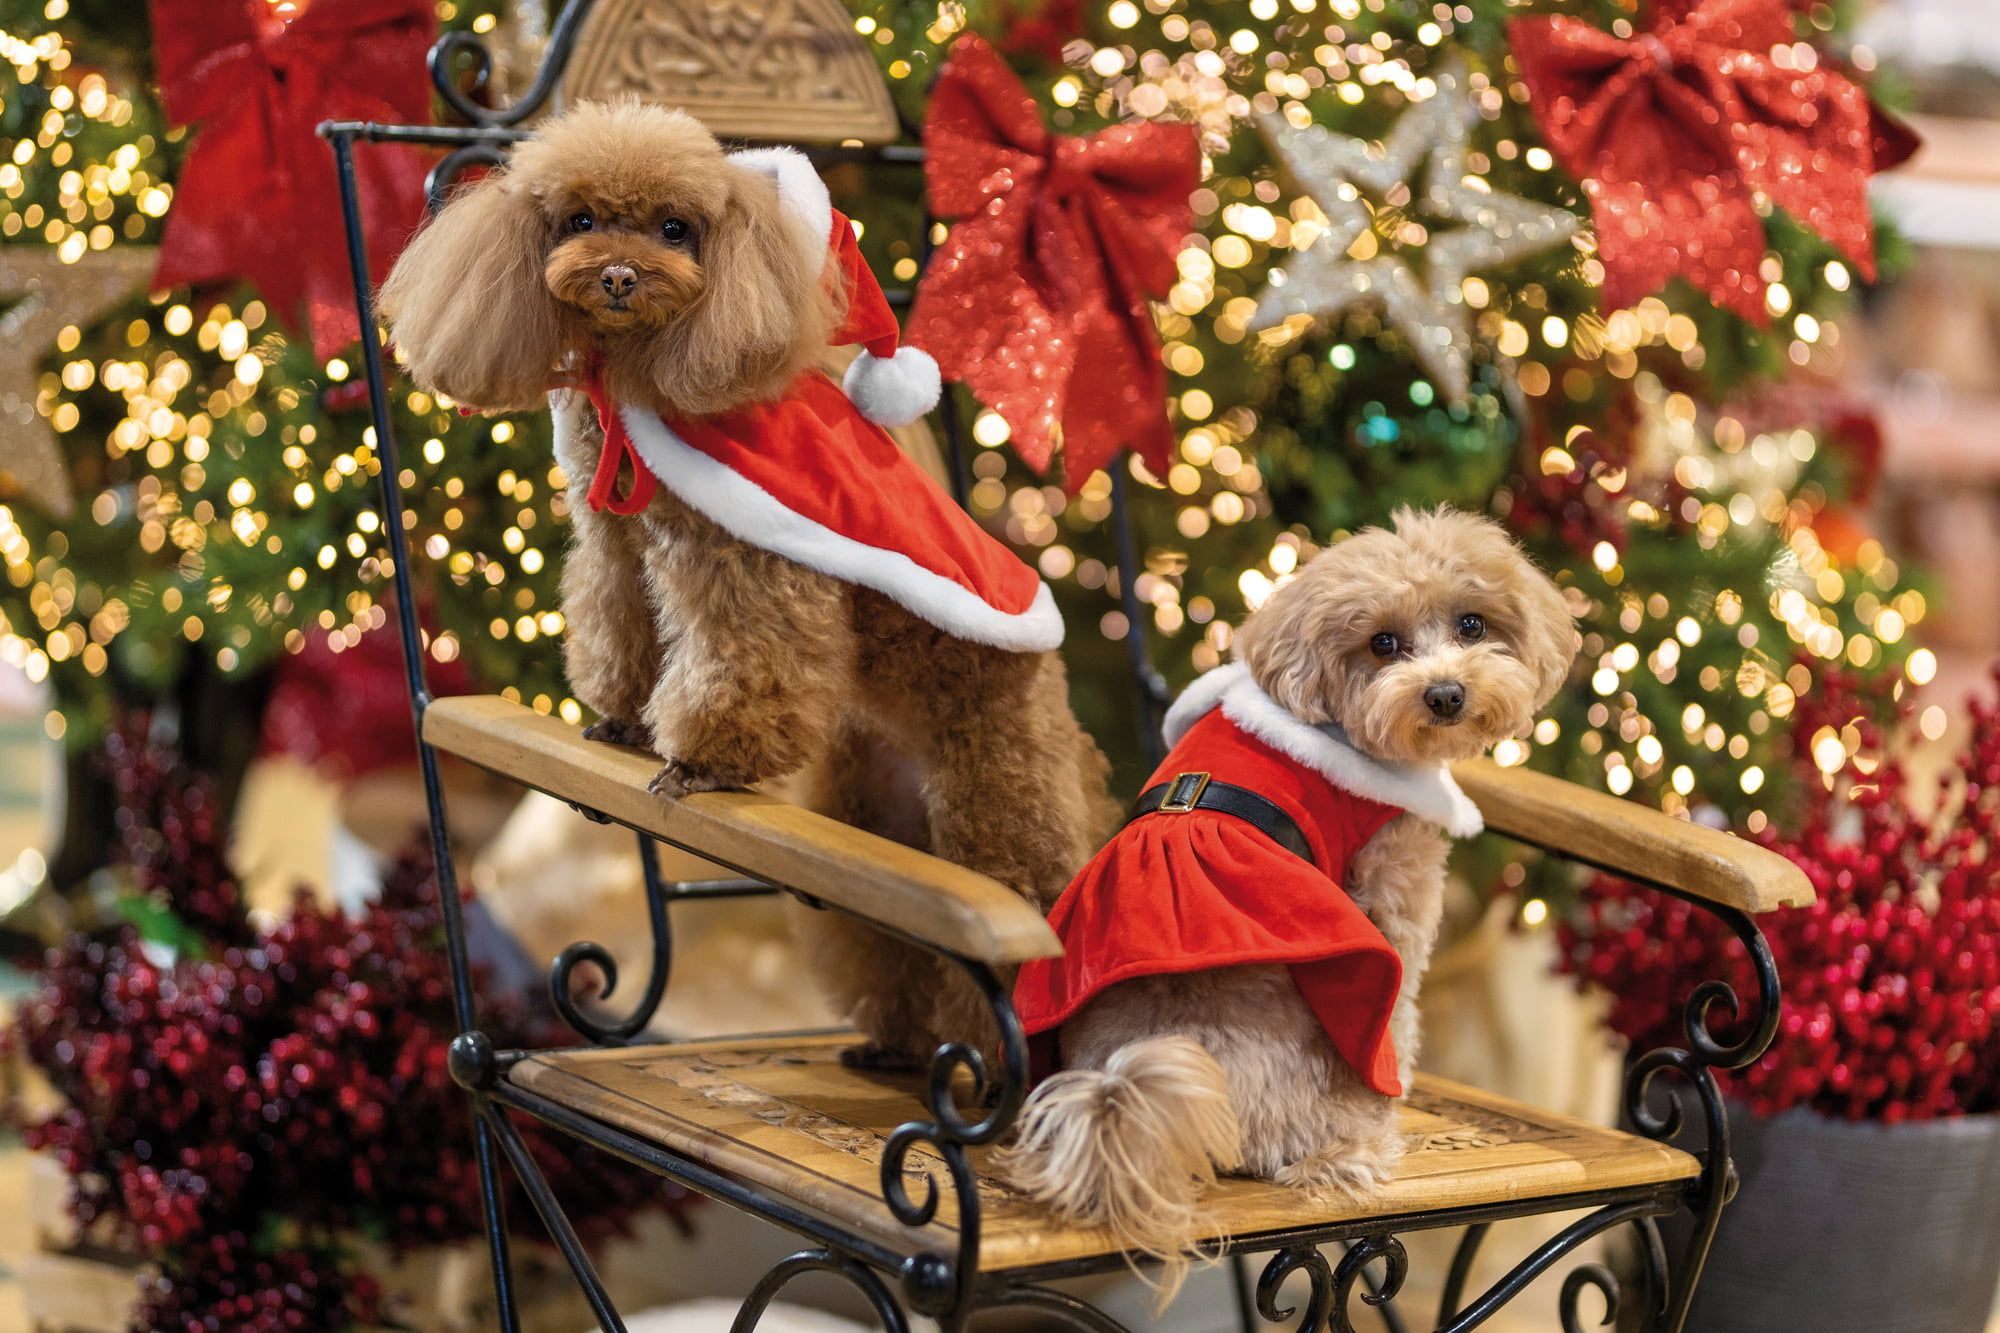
top-left (1126, 771), bottom-right (1314, 865)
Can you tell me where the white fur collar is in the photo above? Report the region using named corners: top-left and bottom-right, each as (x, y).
top-left (547, 391), bottom-right (1064, 653)
top-left (1163, 662), bottom-right (1484, 837)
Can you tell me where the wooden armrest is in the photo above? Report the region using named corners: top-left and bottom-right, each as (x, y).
top-left (423, 695), bottom-right (1062, 964)
top-left (1450, 758), bottom-right (1814, 914)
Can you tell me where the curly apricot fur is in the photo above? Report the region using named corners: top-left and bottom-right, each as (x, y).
top-left (381, 102), bottom-right (1113, 1060)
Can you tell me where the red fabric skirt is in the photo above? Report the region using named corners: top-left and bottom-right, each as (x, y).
top-left (1014, 712), bottom-right (1406, 1097)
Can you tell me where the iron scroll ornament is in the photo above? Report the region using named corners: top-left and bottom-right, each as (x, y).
top-left (1429, 891), bottom-right (1781, 1333)
top-left (878, 956), bottom-right (1031, 1317)
top-left (547, 830), bottom-right (673, 1044)
top-left (1258, 1235), bottom-right (1409, 1333)
top-left (1621, 897), bottom-right (1782, 1332)
top-left (729, 1249), bottom-right (910, 1333)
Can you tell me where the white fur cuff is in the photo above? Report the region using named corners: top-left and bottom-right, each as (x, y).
top-left (598, 396), bottom-right (1065, 652)
top-left (843, 346), bottom-right (942, 427)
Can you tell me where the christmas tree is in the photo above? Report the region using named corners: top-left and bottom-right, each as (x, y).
top-left (858, 0), bottom-right (1931, 846)
top-left (0, 0), bottom-right (574, 763)
top-left (0, 0), bottom-right (1933, 888)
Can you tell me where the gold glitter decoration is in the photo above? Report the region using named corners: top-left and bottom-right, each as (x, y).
top-left (0, 246), bottom-right (158, 517)
top-left (1251, 62), bottom-right (1580, 400)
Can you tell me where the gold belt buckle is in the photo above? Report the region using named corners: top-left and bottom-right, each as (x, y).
top-left (1157, 771), bottom-right (1211, 813)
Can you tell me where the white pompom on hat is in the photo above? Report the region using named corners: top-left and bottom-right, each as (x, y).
top-left (729, 146), bottom-right (942, 428)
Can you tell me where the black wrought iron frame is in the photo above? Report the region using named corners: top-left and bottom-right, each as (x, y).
top-left (318, 5), bottom-right (1783, 1328)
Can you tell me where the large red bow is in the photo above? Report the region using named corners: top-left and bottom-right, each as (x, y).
top-left (1510, 0), bottom-right (1914, 322)
top-left (907, 34), bottom-right (1198, 491)
top-left (150, 0), bottom-right (435, 360)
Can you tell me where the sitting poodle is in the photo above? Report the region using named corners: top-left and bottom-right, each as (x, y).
top-left (1003, 509), bottom-right (1576, 1280)
top-left (380, 101), bottom-right (1112, 1064)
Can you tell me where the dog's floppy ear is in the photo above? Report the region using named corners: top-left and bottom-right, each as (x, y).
top-left (378, 171), bottom-right (563, 411)
top-left (651, 157), bottom-right (831, 415)
top-left (1234, 558), bottom-right (1353, 727)
top-left (1514, 565), bottom-right (1578, 710)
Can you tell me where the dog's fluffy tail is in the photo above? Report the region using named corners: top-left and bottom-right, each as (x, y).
top-left (998, 1036), bottom-right (1239, 1298)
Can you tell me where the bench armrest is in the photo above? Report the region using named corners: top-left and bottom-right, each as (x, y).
top-left (424, 695), bottom-right (1062, 964)
top-left (1450, 758), bottom-right (1814, 913)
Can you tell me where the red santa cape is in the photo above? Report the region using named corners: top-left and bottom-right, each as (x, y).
top-left (1013, 662), bottom-right (1484, 1097)
top-left (548, 146), bottom-right (1061, 654)
top-left (551, 378), bottom-right (1060, 653)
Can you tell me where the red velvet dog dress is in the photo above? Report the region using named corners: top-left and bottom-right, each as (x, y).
top-left (1014, 661), bottom-right (1483, 1095)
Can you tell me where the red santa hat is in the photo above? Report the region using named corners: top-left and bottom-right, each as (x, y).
top-left (728, 147), bottom-right (942, 428)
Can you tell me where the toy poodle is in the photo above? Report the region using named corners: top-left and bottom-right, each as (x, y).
top-left (379, 101), bottom-right (1113, 1064)
top-left (1003, 508), bottom-right (1576, 1277)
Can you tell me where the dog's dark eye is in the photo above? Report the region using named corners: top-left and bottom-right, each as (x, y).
top-left (1457, 613), bottom-right (1486, 642)
top-left (568, 212), bottom-right (594, 233)
top-left (660, 217), bottom-right (690, 243)
top-left (1370, 632), bottom-right (1400, 659)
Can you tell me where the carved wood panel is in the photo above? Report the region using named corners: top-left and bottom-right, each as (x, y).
top-left (562, 0), bottom-right (901, 145)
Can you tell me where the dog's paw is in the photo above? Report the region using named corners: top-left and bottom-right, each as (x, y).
top-left (1273, 1137), bottom-right (1401, 1203)
top-left (646, 759), bottom-right (748, 799)
top-left (838, 1041), bottom-right (926, 1075)
top-left (583, 716), bottom-right (652, 748)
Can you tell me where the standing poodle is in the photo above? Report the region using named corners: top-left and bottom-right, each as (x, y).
top-left (1004, 509), bottom-right (1576, 1276)
top-left (380, 101), bottom-right (1112, 1064)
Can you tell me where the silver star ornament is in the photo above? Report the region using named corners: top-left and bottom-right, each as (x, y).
top-left (1251, 62), bottom-right (1581, 401)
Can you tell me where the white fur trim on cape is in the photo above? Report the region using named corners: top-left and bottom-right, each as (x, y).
top-left (551, 393), bottom-right (1065, 654)
top-left (842, 346), bottom-right (941, 426)
top-left (726, 146), bottom-right (832, 269)
top-left (1163, 662), bottom-right (1484, 837)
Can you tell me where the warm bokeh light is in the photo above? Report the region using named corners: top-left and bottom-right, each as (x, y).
top-left (0, 0), bottom-right (1922, 822)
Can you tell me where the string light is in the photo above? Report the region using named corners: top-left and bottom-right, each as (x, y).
top-left (0, 3), bottom-right (1921, 825)
top-left (868, 0), bottom-right (1920, 825)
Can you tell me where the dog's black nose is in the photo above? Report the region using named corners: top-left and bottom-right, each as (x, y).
top-left (600, 264), bottom-right (637, 298)
top-left (1424, 681), bottom-right (1465, 719)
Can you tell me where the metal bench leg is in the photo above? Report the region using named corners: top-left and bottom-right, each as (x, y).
top-left (473, 1113), bottom-right (524, 1333)
top-left (1437, 1221), bottom-right (1490, 1325)
top-left (1624, 901), bottom-right (1780, 1333)
top-left (331, 122), bottom-right (533, 1333)
top-left (1232, 1252), bottom-right (1260, 1332)
top-left (487, 1101), bottom-right (629, 1333)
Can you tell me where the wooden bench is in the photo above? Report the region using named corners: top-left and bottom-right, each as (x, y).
top-left (425, 695), bottom-right (1057, 965)
top-left (510, 1035), bottom-right (1698, 1274)
top-left (422, 694), bottom-right (1810, 1326)
top-left (317, 4), bottom-right (1818, 1320)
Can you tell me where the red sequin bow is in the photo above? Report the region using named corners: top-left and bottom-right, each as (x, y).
top-left (1509, 0), bottom-right (1914, 323)
top-left (907, 34), bottom-right (1199, 491)
top-left (150, 0), bottom-right (436, 360)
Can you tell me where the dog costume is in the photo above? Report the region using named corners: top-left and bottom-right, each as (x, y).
top-left (1014, 661), bottom-right (1484, 1096)
top-left (558, 147), bottom-right (1062, 654)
